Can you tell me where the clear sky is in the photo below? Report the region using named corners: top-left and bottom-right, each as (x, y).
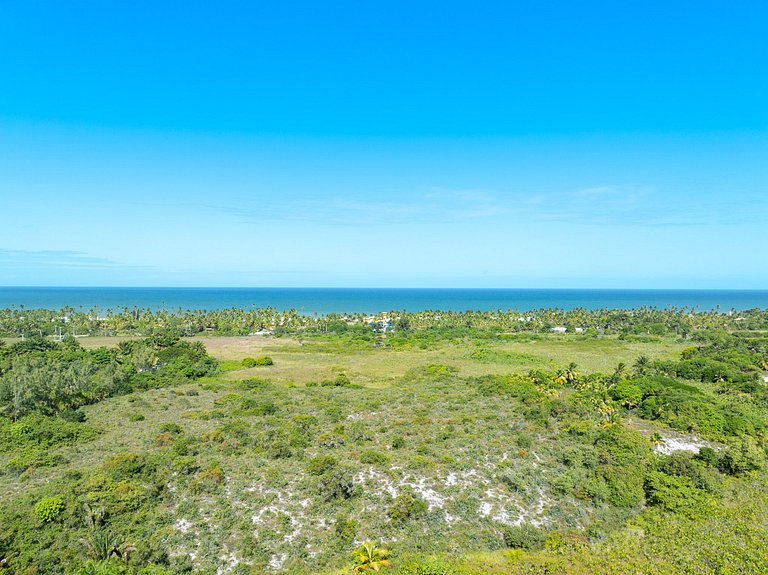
top-left (1, 1), bottom-right (766, 288)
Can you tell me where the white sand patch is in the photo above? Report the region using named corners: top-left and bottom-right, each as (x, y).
top-left (444, 469), bottom-right (481, 488)
top-left (401, 477), bottom-right (446, 510)
top-left (655, 436), bottom-right (707, 455)
top-left (269, 553), bottom-right (287, 571)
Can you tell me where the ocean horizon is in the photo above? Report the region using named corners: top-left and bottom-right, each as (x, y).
top-left (0, 287), bottom-right (767, 314)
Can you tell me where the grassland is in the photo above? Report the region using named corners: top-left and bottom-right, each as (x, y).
top-left (69, 333), bottom-right (689, 387)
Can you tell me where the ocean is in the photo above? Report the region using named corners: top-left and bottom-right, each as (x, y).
top-left (0, 287), bottom-right (766, 314)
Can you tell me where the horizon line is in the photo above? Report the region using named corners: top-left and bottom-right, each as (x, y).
top-left (1, 286), bottom-right (767, 291)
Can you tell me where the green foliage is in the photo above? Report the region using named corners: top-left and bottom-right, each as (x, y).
top-left (360, 449), bottom-right (389, 466)
top-left (34, 495), bottom-right (65, 522)
top-left (388, 492), bottom-right (428, 522)
top-left (320, 373), bottom-right (355, 387)
top-left (316, 467), bottom-right (357, 501)
top-left (594, 425), bottom-right (652, 507)
top-left (334, 514), bottom-right (357, 542)
top-left (719, 435), bottom-right (764, 475)
top-left (307, 455), bottom-right (337, 476)
top-left (242, 355), bottom-right (274, 367)
top-left (501, 524), bottom-right (547, 550)
top-left (0, 335), bottom-right (217, 420)
top-left (609, 375), bottom-right (766, 440)
top-left (644, 470), bottom-right (708, 514)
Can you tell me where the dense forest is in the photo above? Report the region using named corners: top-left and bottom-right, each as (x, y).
top-left (1, 308), bottom-right (767, 574)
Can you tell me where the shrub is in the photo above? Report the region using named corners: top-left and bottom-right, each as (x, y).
top-left (316, 468), bottom-right (356, 501)
top-left (644, 470), bottom-right (708, 514)
top-left (360, 449), bottom-right (389, 466)
top-left (34, 495), bottom-right (65, 523)
top-left (334, 514), bottom-right (357, 542)
top-left (240, 398), bottom-right (278, 416)
top-left (388, 493), bottom-right (428, 522)
top-left (189, 463), bottom-right (224, 493)
top-left (695, 447), bottom-right (719, 467)
top-left (317, 432), bottom-right (346, 448)
top-left (159, 423), bottom-right (183, 434)
top-left (238, 377), bottom-right (271, 389)
top-left (321, 373), bottom-right (353, 387)
top-left (103, 452), bottom-right (151, 480)
top-left (242, 356), bottom-right (274, 367)
top-left (719, 436), bottom-right (764, 474)
top-left (502, 524), bottom-right (547, 550)
top-left (307, 455), bottom-right (337, 476)
top-left (516, 433), bottom-right (533, 449)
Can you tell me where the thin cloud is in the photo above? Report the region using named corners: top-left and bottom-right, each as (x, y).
top-left (120, 184), bottom-right (766, 229)
top-left (0, 249), bottom-right (155, 271)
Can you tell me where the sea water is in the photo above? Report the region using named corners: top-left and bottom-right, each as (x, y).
top-left (0, 287), bottom-right (766, 313)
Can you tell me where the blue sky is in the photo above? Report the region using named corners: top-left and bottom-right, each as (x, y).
top-left (1, 1), bottom-right (766, 287)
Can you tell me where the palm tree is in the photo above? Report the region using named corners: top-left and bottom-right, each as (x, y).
top-left (564, 362), bottom-right (579, 385)
top-left (352, 542), bottom-right (390, 573)
top-left (554, 362), bottom-right (579, 386)
top-left (633, 355), bottom-right (650, 376)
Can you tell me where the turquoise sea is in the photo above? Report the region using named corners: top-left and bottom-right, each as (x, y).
top-left (0, 287), bottom-right (766, 313)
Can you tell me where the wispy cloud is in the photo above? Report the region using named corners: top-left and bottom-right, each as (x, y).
top-left (128, 190), bottom-right (512, 226)
top-left (0, 249), bottom-right (154, 271)
top-left (123, 183), bottom-right (766, 229)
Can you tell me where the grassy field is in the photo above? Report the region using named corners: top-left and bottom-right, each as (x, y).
top-left (5, 332), bottom-right (685, 388)
top-left (199, 333), bottom-right (688, 388)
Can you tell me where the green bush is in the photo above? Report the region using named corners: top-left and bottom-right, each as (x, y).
top-left (501, 524), bottom-right (547, 550)
top-left (321, 373), bottom-right (353, 387)
top-left (159, 422), bottom-right (184, 434)
top-left (334, 514), bottom-right (357, 542)
top-left (103, 452), bottom-right (150, 480)
top-left (388, 493), bottom-right (428, 522)
top-left (307, 455), bottom-right (338, 476)
top-left (719, 436), bottom-right (764, 474)
top-left (242, 356), bottom-right (274, 367)
top-left (644, 470), bottom-right (708, 514)
top-left (34, 495), bottom-right (65, 523)
top-left (315, 468), bottom-right (356, 501)
top-left (360, 449), bottom-right (389, 466)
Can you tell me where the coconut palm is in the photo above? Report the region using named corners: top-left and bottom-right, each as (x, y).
top-left (352, 542), bottom-right (390, 573)
top-left (633, 355), bottom-right (650, 376)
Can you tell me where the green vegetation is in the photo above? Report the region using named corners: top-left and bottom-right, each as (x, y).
top-left (0, 307), bottom-right (767, 574)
